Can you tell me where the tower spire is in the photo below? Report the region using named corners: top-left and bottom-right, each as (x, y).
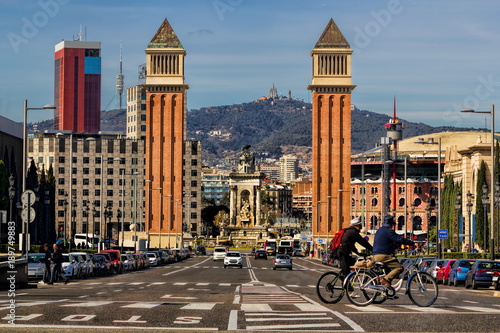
top-left (116, 41), bottom-right (124, 111)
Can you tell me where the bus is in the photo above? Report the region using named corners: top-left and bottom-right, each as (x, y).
top-left (74, 234), bottom-right (100, 248)
top-left (263, 239), bottom-right (277, 256)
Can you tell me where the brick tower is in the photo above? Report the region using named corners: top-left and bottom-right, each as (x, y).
top-left (144, 19), bottom-right (188, 248)
top-left (308, 19), bottom-right (356, 243)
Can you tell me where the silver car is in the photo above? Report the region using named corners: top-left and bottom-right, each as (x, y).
top-left (273, 254), bottom-right (292, 270)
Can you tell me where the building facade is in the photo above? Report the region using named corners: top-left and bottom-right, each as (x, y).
top-left (29, 131), bottom-right (145, 247)
top-left (280, 154), bottom-right (298, 183)
top-left (308, 19), bottom-right (355, 239)
top-left (54, 40), bottom-right (101, 133)
top-left (126, 85), bottom-right (147, 140)
top-left (144, 19), bottom-right (188, 248)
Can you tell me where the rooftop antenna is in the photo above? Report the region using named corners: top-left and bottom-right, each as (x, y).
top-left (116, 41), bottom-right (124, 111)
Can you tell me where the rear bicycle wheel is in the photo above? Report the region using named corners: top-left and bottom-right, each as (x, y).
top-left (407, 272), bottom-right (438, 307)
top-left (344, 270), bottom-right (379, 306)
top-left (316, 271), bottom-right (344, 304)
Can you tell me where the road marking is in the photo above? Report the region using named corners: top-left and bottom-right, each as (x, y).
top-left (294, 303), bottom-right (331, 311)
top-left (181, 302), bottom-right (217, 310)
top-left (122, 302), bottom-right (163, 309)
top-left (228, 310), bottom-right (238, 331)
top-left (106, 282), bottom-right (121, 285)
top-left (219, 283), bottom-right (231, 286)
top-left (1, 314), bottom-right (43, 321)
top-left (61, 314), bottom-right (96, 321)
top-left (0, 324), bottom-right (218, 330)
top-left (195, 283), bottom-right (209, 286)
top-left (241, 304), bottom-right (273, 312)
top-left (113, 315), bottom-right (146, 323)
top-left (286, 284), bottom-right (299, 287)
top-left (246, 323), bottom-right (341, 330)
top-left (173, 282), bottom-right (187, 285)
top-left (463, 300), bottom-right (479, 304)
top-left (454, 306), bottom-right (500, 313)
top-left (345, 304), bottom-right (393, 312)
top-left (399, 305), bottom-right (453, 313)
top-left (246, 316), bottom-right (332, 322)
top-left (127, 282), bottom-right (144, 285)
top-left (61, 301), bottom-right (113, 307)
top-left (161, 294), bottom-right (197, 300)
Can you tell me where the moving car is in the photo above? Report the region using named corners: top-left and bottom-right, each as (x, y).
top-left (465, 260), bottom-right (500, 289)
top-left (195, 246), bottom-right (206, 255)
top-left (224, 251), bottom-right (243, 268)
top-left (254, 249), bottom-right (267, 260)
top-left (273, 254), bottom-right (292, 270)
top-left (213, 247), bottom-right (227, 261)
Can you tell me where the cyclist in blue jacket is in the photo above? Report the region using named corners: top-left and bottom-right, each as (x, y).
top-left (372, 215), bottom-right (414, 287)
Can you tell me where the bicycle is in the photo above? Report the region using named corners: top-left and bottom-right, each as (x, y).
top-left (344, 256), bottom-right (439, 307)
top-left (316, 260), bottom-right (379, 304)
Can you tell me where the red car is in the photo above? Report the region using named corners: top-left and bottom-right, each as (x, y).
top-left (436, 259), bottom-right (456, 284)
top-left (99, 250), bottom-right (123, 274)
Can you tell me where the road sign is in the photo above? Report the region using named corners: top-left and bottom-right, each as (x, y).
top-left (22, 207), bottom-right (36, 223)
top-left (438, 229), bottom-right (448, 239)
top-left (21, 190), bottom-right (36, 207)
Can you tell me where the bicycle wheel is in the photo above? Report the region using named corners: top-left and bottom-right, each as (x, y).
top-left (407, 272), bottom-right (438, 307)
top-left (316, 271), bottom-right (345, 304)
top-left (344, 270), bottom-right (379, 306)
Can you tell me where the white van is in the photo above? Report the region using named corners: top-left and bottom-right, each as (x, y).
top-left (213, 247), bottom-right (227, 261)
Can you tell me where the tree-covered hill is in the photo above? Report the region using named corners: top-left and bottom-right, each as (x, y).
top-left (29, 98), bottom-right (478, 166)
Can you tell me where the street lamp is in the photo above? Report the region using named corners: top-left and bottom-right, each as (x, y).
top-left (22, 100), bottom-right (56, 254)
top-left (84, 202), bottom-right (90, 249)
top-left (455, 192), bottom-right (462, 251)
top-left (466, 191), bottom-right (474, 253)
top-left (414, 137), bottom-right (442, 258)
top-left (425, 198), bottom-right (432, 255)
top-left (104, 205), bottom-right (113, 249)
top-left (482, 184), bottom-right (489, 253)
top-left (461, 104), bottom-right (495, 260)
top-left (162, 194), bottom-right (173, 249)
top-left (117, 208), bottom-right (123, 251)
top-left (63, 197), bottom-right (68, 247)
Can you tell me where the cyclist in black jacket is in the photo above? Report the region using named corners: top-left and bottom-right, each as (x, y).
top-left (337, 218), bottom-right (373, 278)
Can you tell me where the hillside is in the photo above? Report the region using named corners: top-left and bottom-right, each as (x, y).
top-left (29, 98), bottom-right (478, 166)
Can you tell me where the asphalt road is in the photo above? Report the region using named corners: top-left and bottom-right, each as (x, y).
top-left (1, 251), bottom-right (500, 332)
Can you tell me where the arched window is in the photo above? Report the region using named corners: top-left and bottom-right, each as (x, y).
top-left (399, 198), bottom-right (405, 207)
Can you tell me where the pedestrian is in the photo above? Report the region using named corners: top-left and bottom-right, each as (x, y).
top-left (42, 243), bottom-right (52, 284)
top-left (50, 242), bottom-right (69, 284)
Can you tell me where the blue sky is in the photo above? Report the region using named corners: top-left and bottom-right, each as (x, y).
top-left (1, 0), bottom-right (500, 130)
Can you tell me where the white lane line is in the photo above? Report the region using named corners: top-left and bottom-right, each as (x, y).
top-left (246, 316), bottom-right (332, 322)
top-left (61, 301), bottom-right (113, 307)
top-left (241, 304), bottom-right (273, 312)
top-left (246, 323), bottom-right (340, 330)
top-left (122, 302), bottom-right (163, 309)
top-left (463, 300), bottom-right (479, 304)
top-left (345, 304), bottom-right (393, 312)
top-left (0, 324), bottom-right (218, 330)
top-left (219, 283), bottom-right (231, 286)
top-left (227, 310), bottom-right (238, 331)
top-left (454, 306), bottom-right (500, 313)
top-left (245, 313), bottom-right (328, 317)
top-left (161, 294), bottom-right (197, 300)
top-left (399, 305), bottom-right (453, 313)
top-left (195, 283), bottom-right (209, 286)
top-left (181, 302), bottom-right (217, 310)
top-left (173, 282), bottom-right (187, 285)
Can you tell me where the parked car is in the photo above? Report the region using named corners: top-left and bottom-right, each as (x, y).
top-left (71, 252), bottom-right (95, 278)
top-left (26, 253), bottom-right (47, 280)
top-left (146, 252), bottom-right (160, 266)
top-left (121, 254), bottom-right (133, 271)
top-left (273, 254), bottom-right (293, 270)
top-left (69, 253), bottom-right (87, 279)
top-left (195, 246), bottom-right (206, 255)
top-left (254, 249), bottom-right (268, 260)
top-left (425, 259), bottom-right (447, 279)
top-left (224, 251), bottom-right (243, 268)
top-left (99, 250), bottom-right (123, 274)
top-left (213, 247), bottom-right (227, 261)
top-left (448, 259), bottom-right (476, 286)
top-left (93, 254), bottom-right (112, 275)
top-left (61, 254), bottom-right (79, 278)
top-left (465, 260), bottom-right (500, 289)
top-left (436, 259), bottom-right (456, 284)
top-left (493, 271), bottom-right (500, 290)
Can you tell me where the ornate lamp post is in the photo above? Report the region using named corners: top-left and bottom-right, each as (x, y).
top-left (455, 192), bottom-right (462, 251)
top-left (117, 208), bottom-right (122, 252)
top-left (482, 184), bottom-right (489, 253)
top-left (63, 197), bottom-right (68, 247)
top-left (425, 198), bottom-right (432, 255)
top-left (466, 191), bottom-right (473, 253)
top-left (8, 174), bottom-right (15, 224)
top-left (85, 203), bottom-right (90, 249)
top-left (410, 202), bottom-right (416, 242)
top-left (104, 205), bottom-right (113, 249)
